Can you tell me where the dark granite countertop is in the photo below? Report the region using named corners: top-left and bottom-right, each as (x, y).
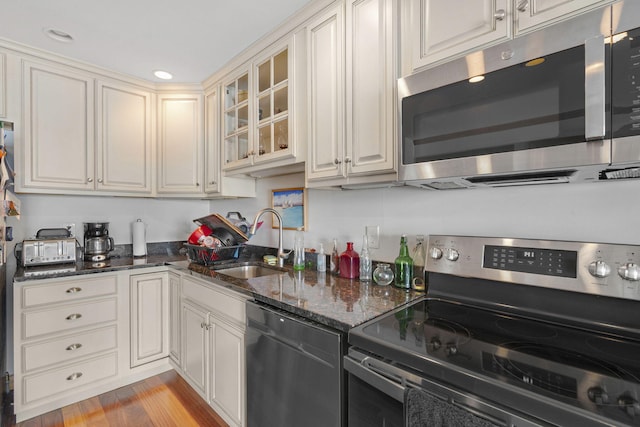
top-left (14, 242), bottom-right (424, 332)
top-left (182, 262), bottom-right (424, 333)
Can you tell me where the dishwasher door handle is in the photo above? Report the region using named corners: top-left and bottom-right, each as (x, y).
top-left (344, 356), bottom-right (406, 402)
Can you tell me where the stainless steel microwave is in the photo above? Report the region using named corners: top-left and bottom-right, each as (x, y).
top-left (399, 1), bottom-right (640, 189)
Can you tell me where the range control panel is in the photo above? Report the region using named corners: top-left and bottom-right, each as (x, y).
top-left (483, 245), bottom-right (578, 278)
top-left (426, 235), bottom-right (640, 301)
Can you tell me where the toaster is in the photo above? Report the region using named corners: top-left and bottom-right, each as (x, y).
top-left (21, 229), bottom-right (78, 267)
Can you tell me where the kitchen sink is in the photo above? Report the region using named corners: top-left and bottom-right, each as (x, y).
top-left (214, 264), bottom-right (285, 279)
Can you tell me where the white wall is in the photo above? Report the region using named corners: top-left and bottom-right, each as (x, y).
top-left (211, 174), bottom-right (640, 261)
top-left (9, 173), bottom-right (640, 264)
top-left (209, 173), bottom-right (640, 262)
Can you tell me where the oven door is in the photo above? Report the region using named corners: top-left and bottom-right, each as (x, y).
top-left (398, 6), bottom-right (610, 188)
top-left (345, 349), bottom-right (542, 427)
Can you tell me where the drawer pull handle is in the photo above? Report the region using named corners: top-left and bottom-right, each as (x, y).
top-left (66, 343), bottom-right (82, 351)
top-left (66, 372), bottom-right (83, 381)
top-left (66, 287), bottom-right (82, 294)
top-left (66, 313), bottom-right (82, 320)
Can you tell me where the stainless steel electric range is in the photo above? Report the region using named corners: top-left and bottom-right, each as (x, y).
top-left (346, 235), bottom-right (640, 427)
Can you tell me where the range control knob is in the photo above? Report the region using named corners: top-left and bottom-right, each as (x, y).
top-left (429, 247), bottom-right (443, 260)
top-left (618, 395), bottom-right (640, 417)
top-left (587, 387), bottom-right (609, 405)
top-left (618, 263), bottom-right (640, 281)
top-left (588, 261), bottom-right (611, 278)
top-left (445, 248), bottom-right (459, 262)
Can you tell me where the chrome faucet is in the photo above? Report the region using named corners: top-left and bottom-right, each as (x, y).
top-left (250, 208), bottom-right (291, 267)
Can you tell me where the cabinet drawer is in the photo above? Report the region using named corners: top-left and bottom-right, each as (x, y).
top-left (22, 298), bottom-right (117, 339)
top-left (22, 352), bottom-right (118, 404)
top-left (22, 325), bottom-right (117, 372)
top-left (182, 278), bottom-right (246, 326)
top-left (22, 275), bottom-right (117, 308)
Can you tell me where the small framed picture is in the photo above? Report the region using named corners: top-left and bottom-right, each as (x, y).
top-left (271, 187), bottom-right (307, 230)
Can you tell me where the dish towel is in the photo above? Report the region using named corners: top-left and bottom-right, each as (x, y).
top-left (405, 388), bottom-right (498, 427)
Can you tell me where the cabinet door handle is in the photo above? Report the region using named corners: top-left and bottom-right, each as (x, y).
top-left (209, 181), bottom-right (216, 185)
top-left (494, 9), bottom-right (506, 20)
top-left (87, 177), bottom-right (93, 183)
top-left (66, 313), bottom-right (82, 320)
top-left (344, 157), bottom-right (352, 164)
top-left (66, 343), bottom-right (82, 351)
top-left (66, 287), bottom-right (82, 294)
top-left (98, 178), bottom-right (103, 183)
top-left (334, 158), bottom-right (342, 165)
top-left (517, 0), bottom-right (529, 12)
top-left (66, 372), bottom-right (83, 381)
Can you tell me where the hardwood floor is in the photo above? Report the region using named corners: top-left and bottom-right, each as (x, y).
top-left (4, 370), bottom-right (229, 427)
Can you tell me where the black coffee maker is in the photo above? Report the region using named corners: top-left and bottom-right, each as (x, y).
top-left (83, 222), bottom-right (114, 261)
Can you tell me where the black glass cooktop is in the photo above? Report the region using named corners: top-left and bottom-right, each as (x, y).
top-left (349, 298), bottom-right (640, 424)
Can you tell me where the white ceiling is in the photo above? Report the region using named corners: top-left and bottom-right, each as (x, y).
top-left (0, 0), bottom-right (313, 83)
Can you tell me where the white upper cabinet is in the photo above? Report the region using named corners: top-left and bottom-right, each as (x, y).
top-left (405, 0), bottom-right (614, 73)
top-left (515, 0), bottom-right (612, 34)
top-left (408, 0), bottom-right (509, 73)
top-left (307, 0), bottom-right (398, 187)
top-left (156, 93), bottom-right (204, 196)
top-left (22, 61), bottom-right (95, 191)
top-left (204, 87), bottom-right (256, 198)
top-left (96, 80), bottom-right (153, 194)
top-left (306, 4), bottom-right (344, 182)
top-left (222, 68), bottom-right (252, 171)
top-left (222, 33), bottom-right (306, 176)
top-left (21, 60), bottom-right (153, 195)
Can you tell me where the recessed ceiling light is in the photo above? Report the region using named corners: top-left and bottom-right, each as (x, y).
top-left (44, 28), bottom-right (74, 43)
top-left (154, 70), bottom-right (173, 80)
top-left (468, 75), bottom-right (485, 83)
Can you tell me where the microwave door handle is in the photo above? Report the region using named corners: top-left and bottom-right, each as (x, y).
top-left (585, 35), bottom-right (606, 140)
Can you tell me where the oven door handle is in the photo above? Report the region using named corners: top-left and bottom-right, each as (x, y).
top-left (344, 355), bottom-right (407, 402)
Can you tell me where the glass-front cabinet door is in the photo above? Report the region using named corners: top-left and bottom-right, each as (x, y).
top-left (255, 47), bottom-right (290, 163)
top-left (223, 70), bottom-right (251, 168)
top-left (222, 36), bottom-right (299, 174)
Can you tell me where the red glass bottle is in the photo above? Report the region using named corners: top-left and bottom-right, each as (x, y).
top-left (339, 242), bottom-right (360, 279)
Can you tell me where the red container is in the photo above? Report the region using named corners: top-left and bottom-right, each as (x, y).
top-left (339, 242), bottom-right (360, 279)
top-left (188, 225), bottom-right (213, 245)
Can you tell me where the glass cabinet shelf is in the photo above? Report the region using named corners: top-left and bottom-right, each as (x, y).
top-left (254, 47), bottom-right (289, 161)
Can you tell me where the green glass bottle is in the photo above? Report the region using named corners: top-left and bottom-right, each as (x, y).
top-left (394, 235), bottom-right (413, 289)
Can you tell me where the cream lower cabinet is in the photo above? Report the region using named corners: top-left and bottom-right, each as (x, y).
top-left (13, 273), bottom-right (122, 422)
top-left (179, 275), bottom-right (248, 427)
top-left (130, 272), bottom-right (169, 367)
top-left (306, 0), bottom-right (397, 188)
top-left (14, 269), bottom-right (177, 423)
top-left (169, 272), bottom-right (181, 363)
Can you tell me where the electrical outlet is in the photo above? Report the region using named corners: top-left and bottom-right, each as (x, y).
top-left (63, 223), bottom-right (76, 237)
top-left (366, 225), bottom-right (380, 249)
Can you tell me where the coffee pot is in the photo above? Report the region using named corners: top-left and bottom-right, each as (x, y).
top-left (83, 222), bottom-right (114, 261)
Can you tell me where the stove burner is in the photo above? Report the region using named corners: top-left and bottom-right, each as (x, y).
top-left (500, 342), bottom-right (636, 382)
top-left (495, 317), bottom-right (558, 339)
top-left (587, 336), bottom-right (640, 367)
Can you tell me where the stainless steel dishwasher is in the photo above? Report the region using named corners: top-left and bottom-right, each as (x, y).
top-left (246, 301), bottom-right (345, 427)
